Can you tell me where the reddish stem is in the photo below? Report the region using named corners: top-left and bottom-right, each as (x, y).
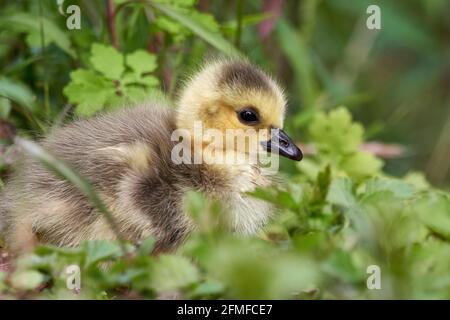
top-left (106, 0), bottom-right (118, 48)
top-left (258, 0), bottom-right (284, 39)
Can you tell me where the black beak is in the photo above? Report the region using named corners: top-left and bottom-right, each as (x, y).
top-left (261, 128), bottom-right (303, 161)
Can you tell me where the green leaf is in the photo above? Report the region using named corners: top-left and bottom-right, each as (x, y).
top-left (150, 0), bottom-right (219, 42)
top-left (322, 249), bottom-right (365, 283)
top-left (139, 236), bottom-right (155, 255)
top-left (189, 279), bottom-right (225, 298)
top-left (312, 165), bottom-right (331, 203)
top-left (309, 107), bottom-right (364, 154)
top-left (188, 11), bottom-right (220, 32)
top-left (126, 50), bottom-right (157, 75)
top-left (270, 255), bottom-right (319, 298)
top-left (64, 46), bottom-right (161, 117)
top-left (327, 177), bottom-right (357, 208)
top-left (0, 13), bottom-right (75, 58)
top-left (73, 97), bottom-right (108, 117)
top-left (414, 193), bottom-right (450, 240)
top-left (122, 72), bottom-right (159, 87)
top-left (363, 178), bottom-right (415, 199)
top-left (222, 12), bottom-right (272, 35)
top-left (0, 97), bottom-right (11, 119)
top-left (63, 69), bottom-right (116, 117)
top-left (0, 77), bottom-right (36, 110)
top-left (119, 86), bottom-right (150, 105)
top-left (403, 172), bottom-right (430, 191)
top-left (149, 2), bottom-right (242, 57)
top-left (151, 255), bottom-right (200, 291)
top-left (296, 157), bottom-right (321, 180)
top-left (183, 190), bottom-right (207, 219)
top-left (155, 16), bottom-right (186, 36)
top-left (135, 76), bottom-right (160, 87)
top-left (11, 270), bottom-right (44, 291)
top-left (249, 184), bottom-right (303, 210)
top-left (340, 151), bottom-right (383, 179)
top-left (362, 191), bottom-right (429, 250)
top-left (204, 242), bottom-right (275, 299)
top-left (83, 241), bottom-right (122, 267)
top-left (204, 240), bottom-right (319, 299)
top-left (90, 44), bottom-right (124, 80)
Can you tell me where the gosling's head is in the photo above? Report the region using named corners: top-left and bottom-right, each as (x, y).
top-left (176, 59), bottom-right (302, 162)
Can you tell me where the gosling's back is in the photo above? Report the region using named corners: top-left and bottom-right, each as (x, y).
top-left (0, 104), bottom-right (211, 253)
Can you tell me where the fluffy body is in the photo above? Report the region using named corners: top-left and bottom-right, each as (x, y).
top-left (0, 59), bottom-right (286, 254)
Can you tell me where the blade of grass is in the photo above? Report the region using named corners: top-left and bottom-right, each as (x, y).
top-left (0, 77), bottom-right (35, 110)
top-left (147, 0), bottom-right (242, 57)
top-left (38, 0), bottom-right (50, 118)
top-left (15, 137), bottom-right (126, 253)
top-left (0, 13), bottom-right (76, 58)
top-left (51, 104), bottom-right (73, 129)
top-left (0, 77), bottom-right (46, 133)
top-left (275, 19), bottom-right (317, 108)
top-left (333, 17), bottom-right (379, 92)
top-left (235, 0), bottom-right (244, 49)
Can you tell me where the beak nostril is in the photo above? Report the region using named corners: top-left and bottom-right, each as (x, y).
top-left (280, 140), bottom-right (289, 148)
top-left (262, 128), bottom-right (302, 161)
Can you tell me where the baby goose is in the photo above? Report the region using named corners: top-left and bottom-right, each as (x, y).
top-left (0, 59), bottom-right (302, 254)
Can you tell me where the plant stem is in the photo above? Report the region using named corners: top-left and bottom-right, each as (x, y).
top-left (15, 137), bottom-right (127, 254)
top-left (106, 0), bottom-right (119, 48)
top-left (38, 0), bottom-right (50, 118)
top-left (426, 108), bottom-right (450, 184)
top-left (168, 48), bottom-right (184, 99)
top-left (235, 0), bottom-right (244, 49)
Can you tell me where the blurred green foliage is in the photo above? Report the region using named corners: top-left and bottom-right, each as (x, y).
top-left (64, 43), bottom-right (160, 116)
top-left (0, 0), bottom-right (449, 299)
top-left (2, 107), bottom-right (450, 299)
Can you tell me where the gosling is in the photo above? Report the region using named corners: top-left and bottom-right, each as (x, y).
top-left (0, 59), bottom-right (302, 254)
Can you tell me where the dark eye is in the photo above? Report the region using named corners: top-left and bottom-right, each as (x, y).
top-left (238, 108), bottom-right (259, 125)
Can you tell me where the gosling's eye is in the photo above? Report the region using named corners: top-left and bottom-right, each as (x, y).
top-left (238, 108), bottom-right (259, 125)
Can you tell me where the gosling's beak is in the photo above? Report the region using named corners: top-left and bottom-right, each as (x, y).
top-left (261, 128), bottom-right (303, 161)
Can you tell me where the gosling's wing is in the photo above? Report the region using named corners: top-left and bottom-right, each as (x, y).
top-left (40, 104), bottom-right (176, 186)
top-left (0, 104), bottom-right (179, 248)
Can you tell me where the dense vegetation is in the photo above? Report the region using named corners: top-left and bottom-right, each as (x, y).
top-left (0, 0), bottom-right (449, 299)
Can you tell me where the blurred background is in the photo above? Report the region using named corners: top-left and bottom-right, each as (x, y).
top-left (0, 0), bottom-right (449, 187)
top-left (1, 0), bottom-right (450, 300)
